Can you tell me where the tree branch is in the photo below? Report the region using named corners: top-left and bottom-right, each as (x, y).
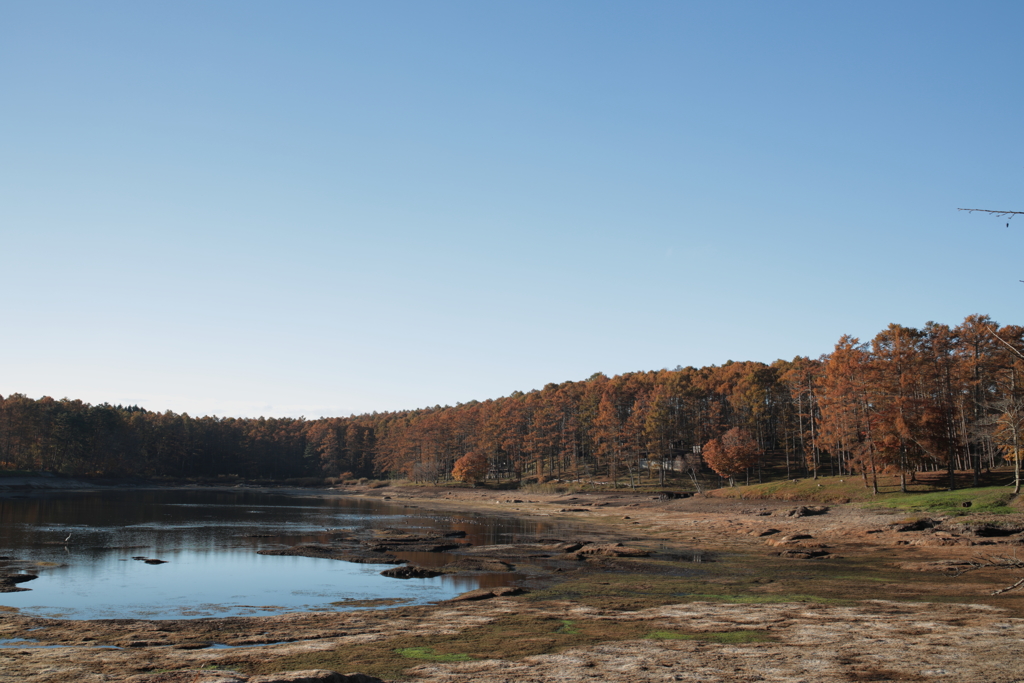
top-left (951, 554), bottom-right (1022, 575)
top-left (949, 554), bottom-right (1024, 594)
top-left (958, 208), bottom-right (1024, 218)
top-left (986, 325), bottom-right (1024, 362)
top-left (992, 576), bottom-right (1024, 596)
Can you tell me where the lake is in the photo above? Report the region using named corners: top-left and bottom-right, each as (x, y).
top-left (0, 488), bottom-right (561, 620)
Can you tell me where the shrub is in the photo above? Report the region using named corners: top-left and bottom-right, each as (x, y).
top-left (452, 452), bottom-right (489, 484)
top-left (703, 428), bottom-right (760, 484)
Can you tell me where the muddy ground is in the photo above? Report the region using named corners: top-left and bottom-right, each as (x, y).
top-left (1, 481), bottom-right (1023, 682)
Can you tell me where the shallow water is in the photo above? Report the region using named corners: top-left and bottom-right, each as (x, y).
top-left (0, 488), bottom-right (560, 620)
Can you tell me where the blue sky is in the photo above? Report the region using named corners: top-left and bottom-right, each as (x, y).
top-left (2, 1), bottom-right (1021, 418)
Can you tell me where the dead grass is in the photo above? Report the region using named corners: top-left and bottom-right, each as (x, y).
top-left (646, 629), bottom-right (772, 643)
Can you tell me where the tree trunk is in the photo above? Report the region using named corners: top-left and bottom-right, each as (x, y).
top-left (1014, 426), bottom-right (1021, 495)
top-left (870, 446), bottom-right (879, 495)
top-left (947, 447), bottom-right (956, 492)
top-left (1015, 451), bottom-right (1020, 495)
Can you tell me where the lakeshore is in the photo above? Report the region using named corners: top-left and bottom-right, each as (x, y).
top-left (1, 478), bottom-right (1023, 682)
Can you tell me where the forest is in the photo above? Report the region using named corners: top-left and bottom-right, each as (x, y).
top-left (1, 315), bottom-right (1021, 491)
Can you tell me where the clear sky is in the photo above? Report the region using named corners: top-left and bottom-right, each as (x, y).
top-left (2, 1), bottom-right (1021, 419)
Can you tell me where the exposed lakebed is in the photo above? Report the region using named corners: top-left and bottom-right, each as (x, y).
top-left (0, 488), bottom-right (572, 620)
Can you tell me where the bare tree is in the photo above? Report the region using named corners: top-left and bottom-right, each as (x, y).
top-left (682, 448), bottom-right (706, 494)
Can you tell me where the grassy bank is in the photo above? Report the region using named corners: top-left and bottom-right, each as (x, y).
top-left (709, 473), bottom-right (1021, 515)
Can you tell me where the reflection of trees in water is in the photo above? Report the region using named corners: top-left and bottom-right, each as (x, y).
top-left (469, 572), bottom-right (521, 589)
top-left (3, 490), bottom-right (537, 619)
top-left (440, 573), bottom-right (512, 591)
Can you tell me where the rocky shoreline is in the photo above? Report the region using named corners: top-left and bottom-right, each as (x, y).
top-left (2, 480), bottom-right (1024, 682)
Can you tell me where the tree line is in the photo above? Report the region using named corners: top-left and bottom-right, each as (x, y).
top-left (1, 315), bottom-right (1021, 491)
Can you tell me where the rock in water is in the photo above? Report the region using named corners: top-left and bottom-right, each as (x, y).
top-left (380, 565), bottom-right (442, 579)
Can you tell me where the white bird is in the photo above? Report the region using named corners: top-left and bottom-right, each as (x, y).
top-left (64, 532), bottom-right (73, 543)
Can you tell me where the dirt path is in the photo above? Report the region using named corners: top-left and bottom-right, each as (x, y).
top-left (2, 482), bottom-right (1023, 682)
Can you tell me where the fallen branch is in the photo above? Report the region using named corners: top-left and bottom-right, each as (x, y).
top-left (992, 576), bottom-right (1024, 596)
top-left (953, 554), bottom-right (1023, 575)
top-left (949, 554), bottom-right (1024, 595)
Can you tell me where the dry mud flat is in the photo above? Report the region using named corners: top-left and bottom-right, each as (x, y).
top-left (1, 599), bottom-right (1021, 683)
top-left (2, 485), bottom-right (1024, 682)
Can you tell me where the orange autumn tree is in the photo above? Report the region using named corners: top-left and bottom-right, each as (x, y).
top-left (702, 427), bottom-right (760, 486)
top-left (452, 451), bottom-right (489, 485)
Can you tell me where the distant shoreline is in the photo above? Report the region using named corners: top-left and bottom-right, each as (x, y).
top-left (0, 475), bottom-right (350, 498)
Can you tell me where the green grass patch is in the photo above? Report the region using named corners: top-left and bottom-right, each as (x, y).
top-left (397, 647), bottom-right (474, 662)
top-left (710, 474), bottom-right (1020, 514)
top-left (711, 475), bottom-right (889, 503)
top-left (555, 619), bottom-right (580, 634)
top-left (860, 486), bottom-right (1017, 515)
top-left (647, 630), bottom-right (772, 643)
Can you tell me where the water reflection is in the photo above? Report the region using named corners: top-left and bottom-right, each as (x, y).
top-left (0, 489), bottom-right (565, 620)
top-left (0, 491), bottom-right (569, 618)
